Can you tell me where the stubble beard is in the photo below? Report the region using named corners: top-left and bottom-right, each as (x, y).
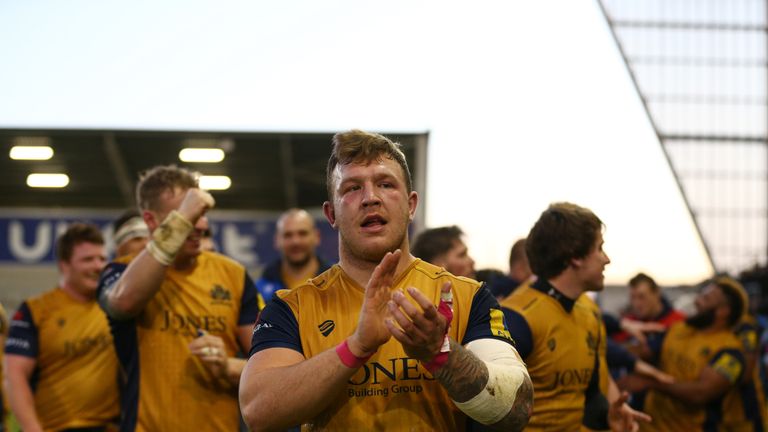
top-left (73, 275), bottom-right (99, 298)
top-left (341, 224), bottom-right (408, 264)
top-left (686, 307), bottom-right (716, 329)
top-left (285, 252), bottom-right (312, 269)
top-left (174, 241), bottom-right (202, 268)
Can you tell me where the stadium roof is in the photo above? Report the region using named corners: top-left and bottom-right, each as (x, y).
top-left (599, 0), bottom-right (768, 275)
top-left (0, 129), bottom-right (427, 212)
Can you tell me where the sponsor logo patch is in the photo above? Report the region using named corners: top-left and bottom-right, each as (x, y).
top-left (253, 322), bottom-right (273, 333)
top-left (489, 308), bottom-right (512, 341)
top-left (318, 320), bottom-right (335, 337)
top-left (712, 352), bottom-right (742, 383)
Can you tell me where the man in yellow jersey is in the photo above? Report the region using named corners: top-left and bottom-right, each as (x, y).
top-left (240, 129), bottom-right (534, 431)
top-left (5, 223), bottom-right (119, 432)
top-left (255, 208), bottom-right (331, 308)
top-left (412, 225), bottom-right (476, 279)
top-left (635, 277), bottom-right (748, 431)
top-left (97, 165), bottom-right (260, 431)
top-left (500, 202), bottom-right (651, 432)
top-left (720, 276), bottom-right (767, 431)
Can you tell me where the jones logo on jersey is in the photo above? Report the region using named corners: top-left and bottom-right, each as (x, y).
top-left (63, 332), bottom-right (112, 358)
top-left (346, 357), bottom-right (432, 398)
top-left (160, 310), bottom-right (227, 335)
top-left (349, 357), bottom-right (435, 383)
top-left (540, 368), bottom-right (594, 391)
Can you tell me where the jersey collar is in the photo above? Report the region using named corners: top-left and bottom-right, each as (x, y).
top-left (532, 278), bottom-right (576, 313)
top-left (336, 258), bottom-right (420, 293)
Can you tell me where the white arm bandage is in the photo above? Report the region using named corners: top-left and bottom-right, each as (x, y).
top-left (146, 210), bottom-right (193, 266)
top-left (453, 338), bottom-right (530, 425)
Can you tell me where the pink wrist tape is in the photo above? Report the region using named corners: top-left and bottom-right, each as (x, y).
top-left (422, 289), bottom-right (454, 373)
top-left (336, 339), bottom-right (373, 369)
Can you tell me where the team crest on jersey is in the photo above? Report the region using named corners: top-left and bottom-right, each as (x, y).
top-left (210, 284), bottom-right (232, 305)
top-left (57, 318), bottom-right (66, 328)
top-left (318, 320), bottom-right (335, 337)
top-left (700, 347), bottom-right (711, 357)
top-left (586, 331), bottom-right (597, 353)
top-left (547, 338), bottom-right (556, 351)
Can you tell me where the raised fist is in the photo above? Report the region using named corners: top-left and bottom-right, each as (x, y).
top-left (177, 188), bottom-right (215, 223)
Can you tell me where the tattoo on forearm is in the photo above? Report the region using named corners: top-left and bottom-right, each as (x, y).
top-left (435, 340), bottom-right (489, 402)
top-left (494, 375), bottom-right (533, 431)
top-left (437, 339), bottom-right (533, 431)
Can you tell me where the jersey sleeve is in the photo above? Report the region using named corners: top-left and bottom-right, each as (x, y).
top-left (460, 284), bottom-right (515, 347)
top-left (249, 296), bottom-right (303, 357)
top-left (602, 313), bottom-right (621, 336)
top-left (501, 308), bottom-right (533, 359)
top-left (646, 328), bottom-right (668, 365)
top-left (238, 272), bottom-right (260, 326)
top-left (737, 322), bottom-right (759, 353)
top-left (4, 302), bottom-right (38, 358)
top-left (606, 338), bottom-right (637, 372)
top-left (97, 261), bottom-right (128, 319)
top-left (709, 348), bottom-right (745, 384)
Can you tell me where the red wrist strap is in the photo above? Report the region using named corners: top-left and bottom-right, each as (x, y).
top-left (336, 339), bottom-right (373, 369)
top-left (422, 289), bottom-right (454, 373)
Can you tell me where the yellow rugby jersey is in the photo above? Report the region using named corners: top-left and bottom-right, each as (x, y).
top-left (641, 321), bottom-right (745, 432)
top-left (579, 295), bottom-right (610, 393)
top-left (500, 280), bottom-right (607, 432)
top-left (720, 317), bottom-right (766, 431)
top-left (5, 288), bottom-right (119, 431)
top-left (98, 251), bottom-right (260, 432)
top-left (249, 259), bottom-right (515, 431)
top-left (579, 295), bottom-right (611, 432)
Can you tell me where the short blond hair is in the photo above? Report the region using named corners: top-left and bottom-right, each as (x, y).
top-left (326, 129), bottom-right (412, 200)
top-left (136, 165), bottom-right (198, 211)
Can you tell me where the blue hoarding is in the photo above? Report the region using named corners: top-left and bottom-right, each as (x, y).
top-left (0, 211), bottom-right (339, 270)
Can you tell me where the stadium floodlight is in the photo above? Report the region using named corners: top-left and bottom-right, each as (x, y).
top-left (199, 175), bottom-right (231, 190)
top-left (27, 173), bottom-right (69, 188)
top-left (179, 148), bottom-right (225, 163)
top-left (10, 146), bottom-right (54, 160)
